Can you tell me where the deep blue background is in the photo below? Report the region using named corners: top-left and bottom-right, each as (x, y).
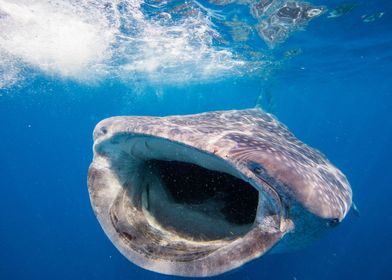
top-left (1, 1), bottom-right (391, 279)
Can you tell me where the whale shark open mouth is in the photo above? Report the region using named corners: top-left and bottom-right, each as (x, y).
top-left (89, 134), bottom-right (283, 276)
top-left (140, 159), bottom-right (259, 240)
top-left (88, 109), bottom-right (352, 277)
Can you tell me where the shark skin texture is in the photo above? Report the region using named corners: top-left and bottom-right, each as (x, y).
top-left (88, 109), bottom-right (352, 277)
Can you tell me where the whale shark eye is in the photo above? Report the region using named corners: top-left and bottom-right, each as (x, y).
top-left (327, 218), bottom-right (340, 227)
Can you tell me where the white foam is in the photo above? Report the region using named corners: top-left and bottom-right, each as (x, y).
top-left (0, 49), bottom-right (20, 89)
top-left (0, 0), bottom-right (114, 82)
top-left (0, 0), bottom-right (261, 89)
top-left (118, 16), bottom-right (246, 83)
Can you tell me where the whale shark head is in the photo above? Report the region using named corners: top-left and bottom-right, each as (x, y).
top-left (88, 109), bottom-right (352, 277)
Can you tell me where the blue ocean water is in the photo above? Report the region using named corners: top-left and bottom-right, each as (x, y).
top-left (0, 0), bottom-right (391, 279)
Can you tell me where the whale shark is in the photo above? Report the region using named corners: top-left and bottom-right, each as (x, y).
top-left (87, 109), bottom-right (352, 277)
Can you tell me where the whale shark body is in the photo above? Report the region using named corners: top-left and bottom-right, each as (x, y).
top-left (88, 109), bottom-right (352, 277)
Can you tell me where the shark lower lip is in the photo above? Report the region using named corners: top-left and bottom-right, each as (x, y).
top-left (87, 109), bottom-right (352, 277)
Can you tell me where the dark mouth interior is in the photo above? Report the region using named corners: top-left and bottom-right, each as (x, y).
top-left (144, 159), bottom-right (259, 239)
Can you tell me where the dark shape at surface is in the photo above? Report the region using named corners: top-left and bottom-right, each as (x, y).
top-left (252, 1), bottom-right (325, 46)
top-left (88, 109), bottom-right (352, 277)
top-left (328, 3), bottom-right (358, 18)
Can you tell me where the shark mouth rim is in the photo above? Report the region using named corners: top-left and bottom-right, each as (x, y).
top-left (88, 133), bottom-right (284, 277)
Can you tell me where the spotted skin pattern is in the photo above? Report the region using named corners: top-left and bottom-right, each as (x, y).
top-left (94, 109), bottom-right (351, 220)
